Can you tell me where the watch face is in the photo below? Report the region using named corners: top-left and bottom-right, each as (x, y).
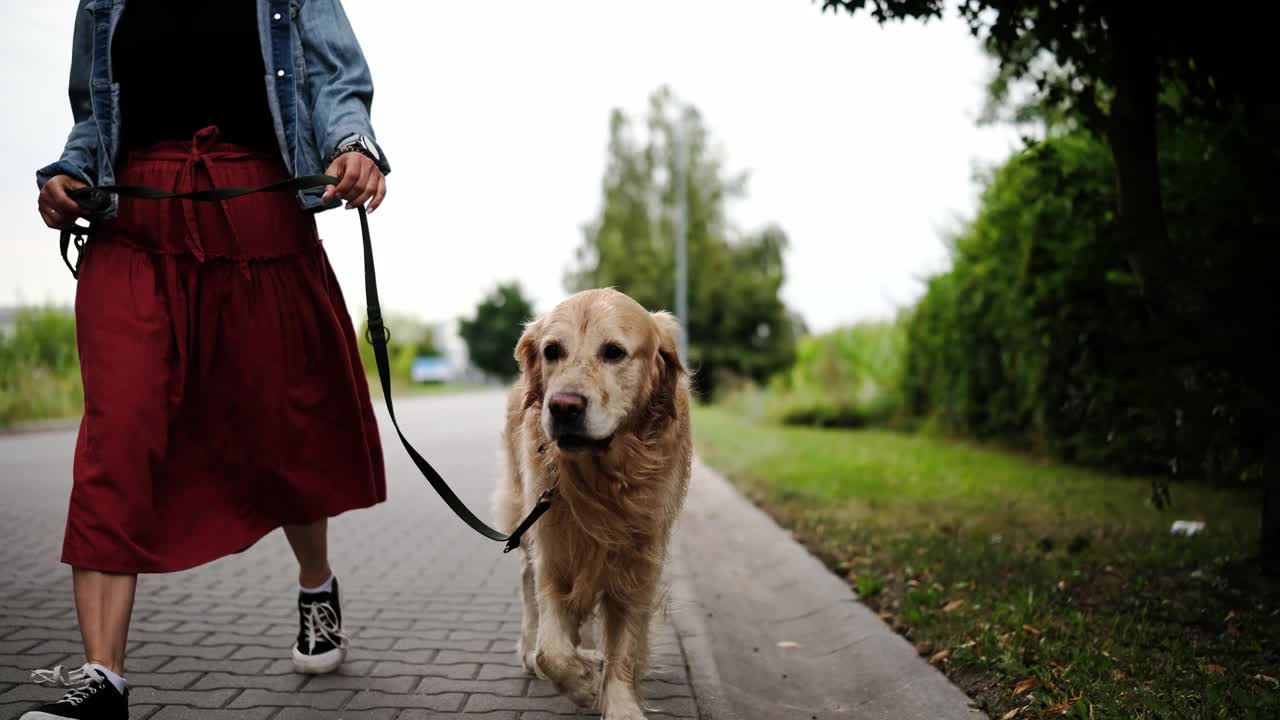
top-left (358, 137), bottom-right (381, 162)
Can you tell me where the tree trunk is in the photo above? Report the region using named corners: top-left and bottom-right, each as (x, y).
top-left (1105, 6), bottom-right (1194, 316)
top-left (1264, 419), bottom-right (1280, 576)
top-left (1105, 8), bottom-right (1274, 573)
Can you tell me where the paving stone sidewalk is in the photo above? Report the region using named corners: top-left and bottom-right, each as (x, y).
top-left (0, 393), bottom-right (700, 719)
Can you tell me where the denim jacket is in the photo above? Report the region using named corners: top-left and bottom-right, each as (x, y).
top-left (36, 0), bottom-right (390, 215)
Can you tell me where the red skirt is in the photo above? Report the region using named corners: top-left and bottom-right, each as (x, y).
top-left (66, 126), bottom-right (386, 574)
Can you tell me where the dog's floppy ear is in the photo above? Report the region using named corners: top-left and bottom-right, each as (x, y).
top-left (649, 311), bottom-right (685, 419)
top-left (515, 317), bottom-right (545, 409)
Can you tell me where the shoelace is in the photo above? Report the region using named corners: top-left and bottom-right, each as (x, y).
top-left (31, 663), bottom-right (104, 706)
top-left (300, 599), bottom-right (349, 652)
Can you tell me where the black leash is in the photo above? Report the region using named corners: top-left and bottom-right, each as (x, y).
top-left (65, 176), bottom-right (552, 553)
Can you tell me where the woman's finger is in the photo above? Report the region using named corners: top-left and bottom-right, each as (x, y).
top-left (351, 172), bottom-right (379, 209)
top-left (344, 162), bottom-right (374, 207)
top-left (368, 176), bottom-right (387, 214)
top-left (40, 206), bottom-right (60, 229)
top-left (47, 183), bottom-right (82, 217)
top-left (325, 155), bottom-right (359, 202)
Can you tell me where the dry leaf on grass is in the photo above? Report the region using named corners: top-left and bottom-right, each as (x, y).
top-left (1045, 699), bottom-right (1079, 714)
top-left (1201, 664), bottom-right (1226, 676)
top-left (878, 611), bottom-right (894, 622)
top-left (1000, 708), bottom-right (1022, 720)
top-left (929, 648), bottom-right (951, 664)
top-left (1012, 677), bottom-right (1038, 696)
top-left (776, 641), bottom-right (801, 649)
top-left (1253, 673), bottom-right (1279, 688)
top-left (1022, 624), bottom-right (1042, 636)
top-left (942, 599), bottom-right (965, 613)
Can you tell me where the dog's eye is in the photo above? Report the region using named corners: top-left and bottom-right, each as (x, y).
top-left (602, 344), bottom-right (627, 362)
top-left (543, 343), bottom-right (562, 362)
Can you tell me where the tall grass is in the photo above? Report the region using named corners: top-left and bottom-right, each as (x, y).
top-left (0, 307), bottom-right (82, 426)
top-left (721, 317), bottom-right (907, 429)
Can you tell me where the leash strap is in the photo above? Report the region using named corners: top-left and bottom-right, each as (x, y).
top-left (66, 177), bottom-right (552, 553)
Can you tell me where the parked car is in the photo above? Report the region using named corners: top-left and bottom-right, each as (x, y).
top-left (410, 356), bottom-right (453, 384)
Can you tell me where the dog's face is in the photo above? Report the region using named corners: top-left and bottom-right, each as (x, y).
top-left (516, 289), bottom-right (683, 452)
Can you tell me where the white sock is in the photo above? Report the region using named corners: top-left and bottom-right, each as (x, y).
top-left (87, 663), bottom-right (127, 695)
top-left (300, 573), bottom-right (335, 595)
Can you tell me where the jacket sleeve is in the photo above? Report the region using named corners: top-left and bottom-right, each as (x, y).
top-left (36, 0), bottom-right (100, 189)
top-left (297, 0), bottom-right (391, 174)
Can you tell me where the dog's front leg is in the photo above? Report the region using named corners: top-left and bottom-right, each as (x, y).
top-left (599, 592), bottom-right (655, 719)
top-left (516, 553), bottom-right (542, 675)
top-left (534, 576), bottom-right (598, 707)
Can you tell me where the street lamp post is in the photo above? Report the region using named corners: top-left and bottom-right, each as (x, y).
top-left (673, 126), bottom-right (689, 364)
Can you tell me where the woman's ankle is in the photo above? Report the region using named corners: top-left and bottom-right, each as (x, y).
top-left (86, 658), bottom-right (125, 678)
top-left (299, 568), bottom-right (335, 592)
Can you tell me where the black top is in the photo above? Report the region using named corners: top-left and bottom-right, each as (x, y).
top-left (113, 0), bottom-right (279, 151)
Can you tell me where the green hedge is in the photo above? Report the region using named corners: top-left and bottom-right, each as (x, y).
top-left (719, 320), bottom-right (906, 429)
top-left (0, 307), bottom-right (82, 426)
top-left (902, 130), bottom-right (1270, 485)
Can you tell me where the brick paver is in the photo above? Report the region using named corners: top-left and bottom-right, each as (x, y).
top-left (0, 393), bottom-right (701, 719)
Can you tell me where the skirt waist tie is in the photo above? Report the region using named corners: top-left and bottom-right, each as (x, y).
top-left (156, 126), bottom-right (255, 276)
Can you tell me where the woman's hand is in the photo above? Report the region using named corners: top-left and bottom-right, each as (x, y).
top-left (38, 175), bottom-right (88, 230)
top-left (323, 152), bottom-right (387, 213)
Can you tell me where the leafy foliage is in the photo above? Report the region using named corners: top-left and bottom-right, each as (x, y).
top-left (761, 319), bottom-right (907, 428)
top-left (903, 128), bottom-right (1271, 485)
top-left (820, 0), bottom-right (1271, 132)
top-left (357, 311), bottom-right (441, 385)
top-left (457, 282), bottom-right (536, 381)
top-left (0, 307), bottom-right (83, 426)
top-left (566, 87), bottom-right (797, 398)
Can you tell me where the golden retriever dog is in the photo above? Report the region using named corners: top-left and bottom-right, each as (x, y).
top-left (493, 288), bottom-right (692, 719)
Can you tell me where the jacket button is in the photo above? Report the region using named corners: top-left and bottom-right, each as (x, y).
top-left (273, 12), bottom-right (282, 20)
top-left (277, 69), bottom-right (285, 77)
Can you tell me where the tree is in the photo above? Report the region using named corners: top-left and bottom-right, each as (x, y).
top-left (815, 0), bottom-right (1278, 571)
top-left (357, 311), bottom-right (440, 384)
top-left (458, 282), bottom-right (536, 381)
top-left (566, 86), bottom-right (797, 398)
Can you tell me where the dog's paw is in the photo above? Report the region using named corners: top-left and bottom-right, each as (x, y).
top-left (601, 677), bottom-right (648, 719)
top-left (603, 704), bottom-right (647, 720)
top-left (517, 639), bottom-right (547, 679)
top-left (536, 648), bottom-right (599, 708)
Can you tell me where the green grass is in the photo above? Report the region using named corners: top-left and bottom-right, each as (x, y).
top-left (693, 405), bottom-right (1279, 720)
top-left (0, 365), bottom-right (83, 428)
top-left (366, 374), bottom-right (487, 398)
top-left (0, 307), bottom-right (83, 428)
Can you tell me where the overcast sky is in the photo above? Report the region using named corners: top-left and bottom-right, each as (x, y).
top-left (1, 0), bottom-right (1019, 334)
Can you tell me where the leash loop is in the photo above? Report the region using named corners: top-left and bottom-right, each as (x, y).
top-left (61, 177), bottom-right (551, 553)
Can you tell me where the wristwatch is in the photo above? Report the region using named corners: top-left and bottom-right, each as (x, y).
top-left (331, 134), bottom-right (382, 166)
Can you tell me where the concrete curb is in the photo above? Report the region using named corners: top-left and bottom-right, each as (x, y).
top-left (667, 544), bottom-right (738, 720)
top-left (669, 457), bottom-right (986, 720)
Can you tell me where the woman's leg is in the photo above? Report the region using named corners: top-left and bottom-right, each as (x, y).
top-left (284, 519), bottom-right (332, 587)
top-left (284, 519), bottom-right (347, 674)
top-left (72, 568), bottom-right (138, 674)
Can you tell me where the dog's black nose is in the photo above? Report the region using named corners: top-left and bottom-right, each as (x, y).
top-left (548, 392), bottom-right (587, 424)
